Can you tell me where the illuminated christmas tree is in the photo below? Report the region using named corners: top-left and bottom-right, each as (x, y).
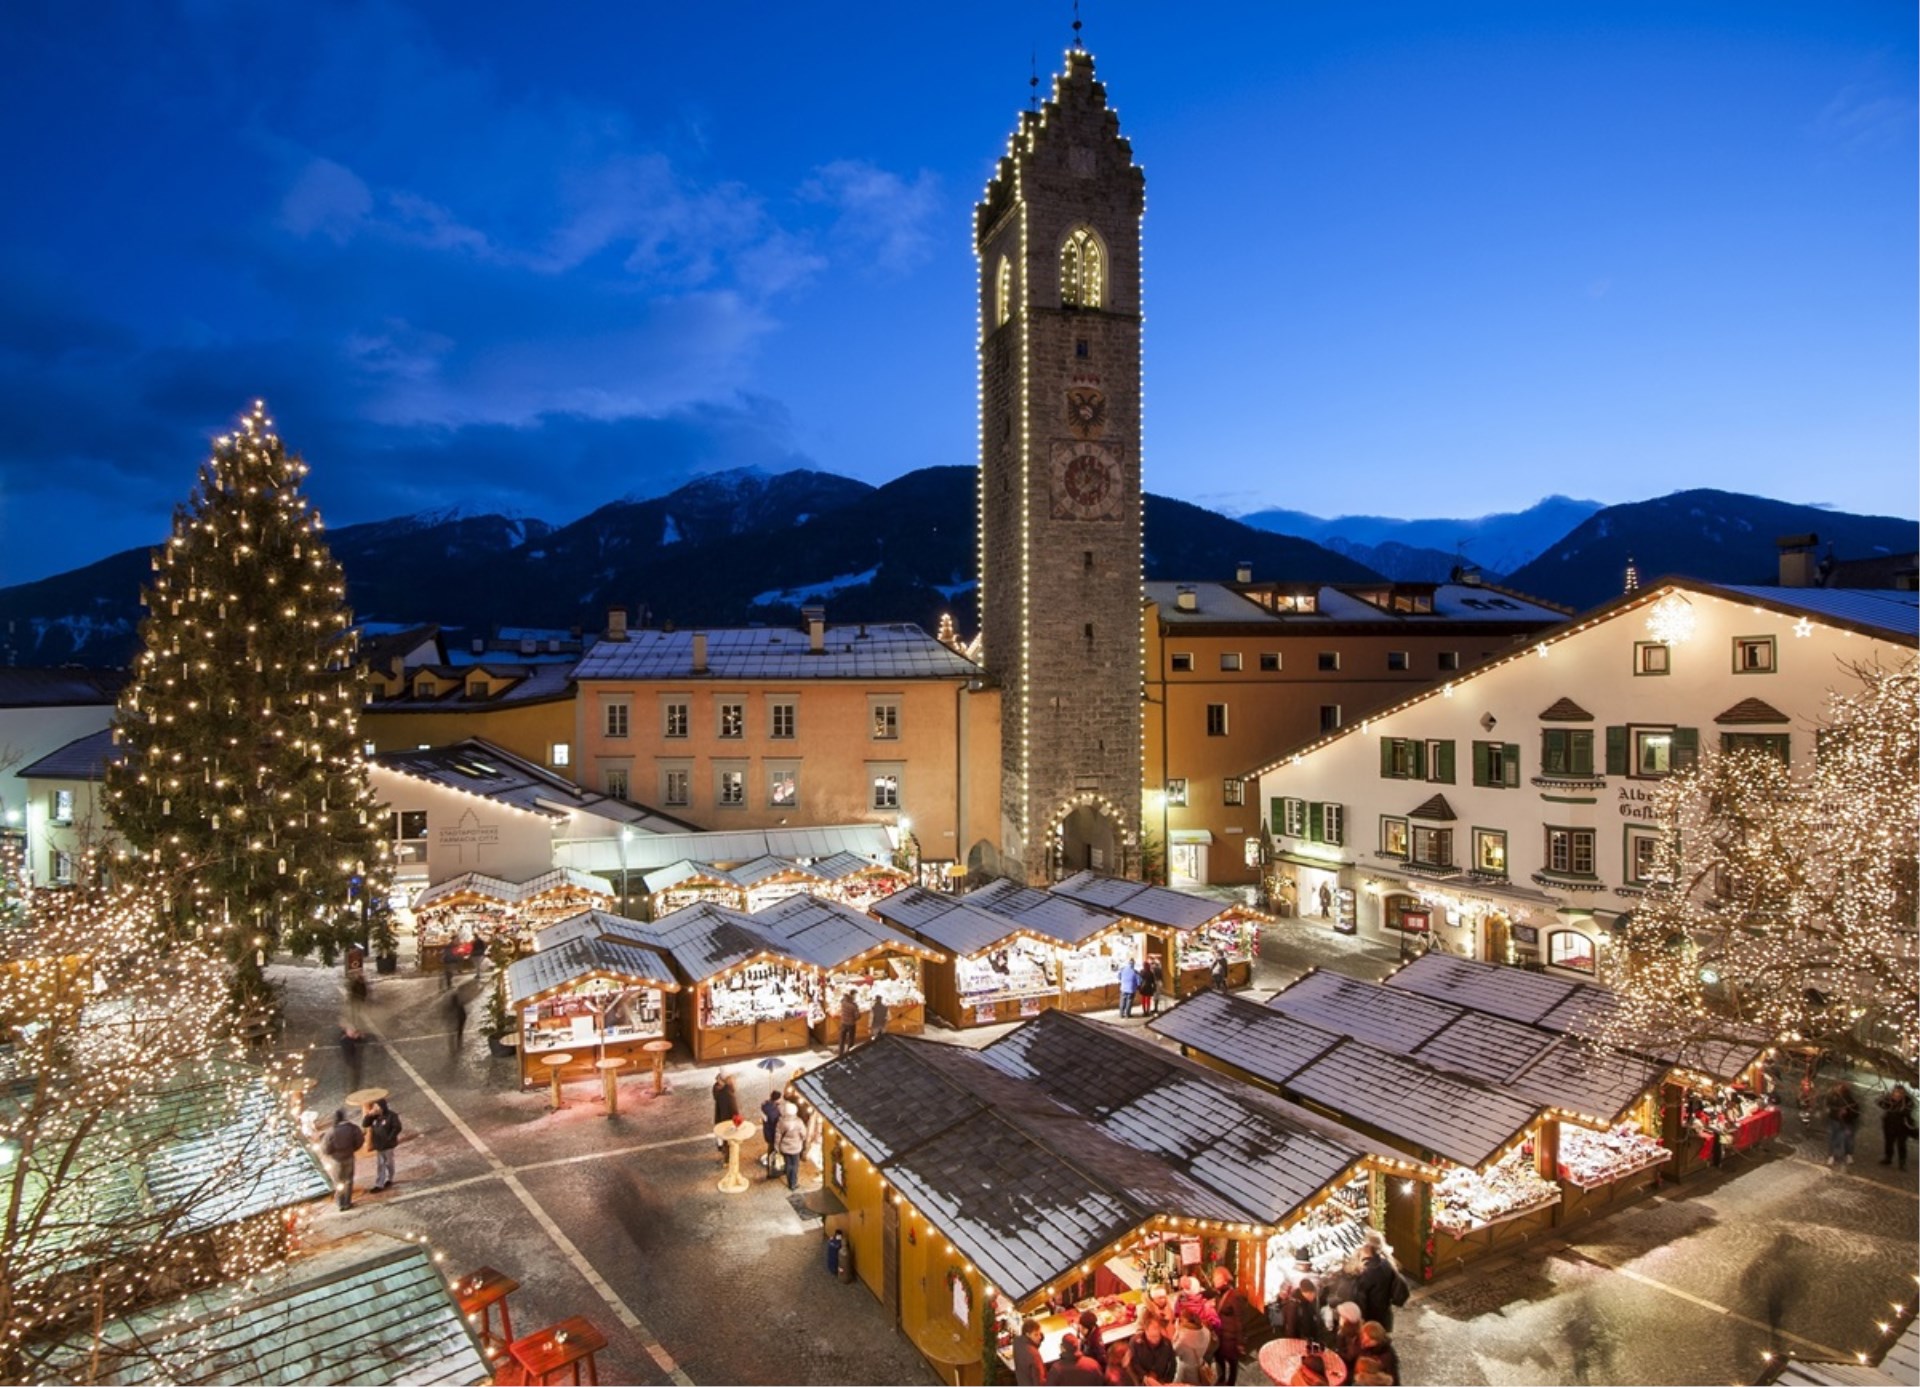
top-left (105, 402), bottom-right (390, 1014)
top-left (1598, 657), bottom-right (1918, 1072)
top-left (0, 857), bottom-right (322, 1379)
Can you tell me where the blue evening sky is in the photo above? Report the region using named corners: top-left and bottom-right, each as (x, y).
top-left (1, 2), bottom-right (1913, 584)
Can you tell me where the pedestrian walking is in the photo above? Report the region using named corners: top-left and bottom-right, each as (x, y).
top-left (1355, 1232), bottom-right (1399, 1331)
top-left (869, 991), bottom-right (891, 1042)
top-left (322, 1107), bottom-right (362, 1211)
top-left (1879, 1083), bottom-right (1915, 1171)
top-left (444, 986), bottom-right (470, 1059)
top-left (1825, 1081), bottom-right (1861, 1165)
top-left (775, 1100), bottom-right (808, 1189)
top-left (838, 990), bottom-right (860, 1057)
top-left (1211, 951), bottom-right (1229, 995)
top-left (1118, 957), bottom-right (1139, 1019)
top-left (712, 1071), bottom-right (738, 1163)
top-left (761, 1088), bottom-right (783, 1180)
top-left (338, 1025), bottom-right (365, 1089)
top-left (365, 1097), bottom-right (403, 1192)
top-left (1137, 958), bottom-right (1159, 1018)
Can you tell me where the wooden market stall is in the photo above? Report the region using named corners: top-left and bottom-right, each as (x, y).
top-left (962, 880), bottom-right (1140, 1014)
top-left (642, 902), bottom-right (825, 1062)
top-left (507, 918), bottom-right (679, 1089)
top-left (872, 888), bottom-right (1066, 1029)
top-left (641, 860), bottom-right (748, 916)
top-left (412, 868), bottom-right (613, 971)
top-left (809, 851), bottom-right (912, 909)
top-left (1051, 871), bottom-right (1270, 996)
top-left (751, 894), bottom-right (944, 1045)
top-left (729, 855), bottom-right (830, 912)
top-left (795, 1009), bottom-right (1398, 1386)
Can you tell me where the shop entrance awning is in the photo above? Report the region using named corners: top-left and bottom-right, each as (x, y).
top-left (1169, 829), bottom-right (1214, 845)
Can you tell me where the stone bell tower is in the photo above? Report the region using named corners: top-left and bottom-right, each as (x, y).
top-left (976, 48), bottom-right (1145, 882)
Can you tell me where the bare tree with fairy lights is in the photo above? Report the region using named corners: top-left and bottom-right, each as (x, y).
top-left (0, 857), bottom-right (326, 1383)
top-left (1596, 657), bottom-right (1918, 1075)
top-left (105, 402), bottom-right (390, 1020)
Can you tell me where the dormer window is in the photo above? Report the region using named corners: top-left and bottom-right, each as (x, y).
top-left (1059, 227), bottom-right (1104, 309)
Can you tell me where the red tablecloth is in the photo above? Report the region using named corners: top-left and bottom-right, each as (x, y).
top-left (1697, 1105), bottom-right (1781, 1161)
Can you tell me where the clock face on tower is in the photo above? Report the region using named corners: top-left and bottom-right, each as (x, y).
top-left (1049, 440), bottom-right (1125, 521)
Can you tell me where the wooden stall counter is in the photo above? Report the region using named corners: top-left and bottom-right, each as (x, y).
top-left (691, 1014), bottom-right (812, 1062)
top-left (808, 1000), bottom-right (926, 1048)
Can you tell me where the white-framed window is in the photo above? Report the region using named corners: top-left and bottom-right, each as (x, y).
top-left (661, 766), bottom-right (691, 807)
top-left (1624, 825), bottom-right (1664, 886)
top-left (769, 700), bottom-right (796, 739)
top-left (50, 850), bottom-right (73, 885)
top-left (663, 700), bottom-right (689, 739)
top-left (717, 701), bottom-right (745, 739)
top-left (869, 764), bottom-right (903, 811)
top-left (1547, 930), bottom-right (1596, 974)
top-left (603, 700), bottom-right (630, 739)
top-left (1733, 636), bottom-right (1776, 674)
top-left (604, 767), bottom-right (630, 800)
top-left (1546, 826), bottom-right (1596, 877)
top-left (1206, 704), bottom-right (1228, 737)
top-left (1222, 777), bottom-right (1245, 806)
top-left (1278, 797), bottom-right (1307, 838)
top-left (49, 789), bottom-right (74, 826)
top-left (1473, 828), bottom-right (1507, 876)
top-left (1634, 642), bottom-right (1670, 676)
top-left (768, 764), bottom-right (800, 808)
top-left (1165, 779), bottom-right (1188, 808)
top-left (870, 698), bottom-right (900, 741)
top-left (716, 766), bottom-right (746, 807)
top-left (1316, 803), bottom-right (1345, 847)
top-left (1220, 652), bottom-right (1243, 672)
top-left (549, 742), bottom-right (571, 768)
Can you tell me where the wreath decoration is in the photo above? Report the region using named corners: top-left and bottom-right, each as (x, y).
top-left (945, 1265), bottom-right (972, 1311)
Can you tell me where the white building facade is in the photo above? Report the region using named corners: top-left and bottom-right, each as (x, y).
top-left (1250, 581), bottom-right (1918, 978)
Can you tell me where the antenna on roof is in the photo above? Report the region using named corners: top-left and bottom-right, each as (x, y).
top-left (1030, 49), bottom-right (1040, 109)
top-left (1072, 0), bottom-right (1084, 48)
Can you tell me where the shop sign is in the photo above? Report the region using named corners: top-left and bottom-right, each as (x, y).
top-left (1334, 887), bottom-right (1357, 935)
top-left (1617, 786), bottom-right (1659, 821)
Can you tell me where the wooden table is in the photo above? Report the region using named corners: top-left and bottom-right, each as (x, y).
top-left (594, 1058), bottom-right (627, 1116)
top-left (541, 1053), bottom-right (574, 1111)
top-left (452, 1266), bottom-right (519, 1367)
top-left (714, 1119), bottom-right (751, 1194)
top-left (642, 1038), bottom-right (674, 1095)
top-left (345, 1086), bottom-right (390, 1112)
top-left (508, 1315), bottom-right (607, 1386)
top-left (1258, 1338), bottom-right (1347, 1386)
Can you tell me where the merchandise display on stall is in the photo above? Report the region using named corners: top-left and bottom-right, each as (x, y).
top-left (522, 976), bottom-right (664, 1057)
top-left (822, 955), bottom-right (924, 1019)
top-left (701, 961), bottom-right (816, 1029)
top-left (1060, 934), bottom-right (1139, 994)
top-left (1431, 1147), bottom-right (1560, 1238)
top-left (1556, 1124), bottom-right (1671, 1189)
top-left (955, 941), bottom-right (1057, 1008)
top-left (1173, 915), bottom-right (1260, 972)
top-left (1267, 1175), bottom-right (1373, 1288)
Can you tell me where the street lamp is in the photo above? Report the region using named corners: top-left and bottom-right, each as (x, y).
top-left (618, 828), bottom-right (633, 918)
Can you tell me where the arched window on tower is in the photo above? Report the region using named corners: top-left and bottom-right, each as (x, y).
top-left (1059, 228), bottom-right (1104, 310)
top-left (994, 255), bottom-right (1013, 328)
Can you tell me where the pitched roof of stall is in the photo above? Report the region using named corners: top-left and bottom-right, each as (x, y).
top-left (1049, 872), bottom-right (1230, 930)
top-left (1506, 1037), bottom-right (1669, 1125)
top-left (619, 825), bottom-right (896, 874)
top-left (964, 879), bottom-right (1121, 945)
top-left (1267, 970), bottom-right (1458, 1052)
top-left (45, 1232), bottom-right (490, 1386)
top-left (1152, 989), bottom-right (1346, 1084)
top-left (640, 901), bottom-right (810, 983)
top-left (726, 854), bottom-right (824, 888)
top-left (505, 934), bottom-right (678, 1007)
top-left (532, 909), bottom-right (654, 951)
top-left (871, 887), bottom-right (1032, 956)
top-left (810, 850), bottom-right (904, 882)
top-left (751, 893), bottom-right (943, 968)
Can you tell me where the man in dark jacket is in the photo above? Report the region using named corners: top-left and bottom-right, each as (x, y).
top-left (1355, 1244), bottom-right (1398, 1331)
top-left (365, 1098), bottom-right (402, 1192)
top-left (838, 991), bottom-right (860, 1057)
top-left (1130, 1315), bottom-right (1178, 1385)
top-left (322, 1108), bottom-right (362, 1210)
top-left (1046, 1334), bottom-right (1103, 1385)
top-left (1012, 1318), bottom-right (1045, 1385)
top-left (760, 1089), bottom-right (784, 1180)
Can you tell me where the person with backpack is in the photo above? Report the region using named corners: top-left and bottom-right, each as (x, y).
top-left (322, 1108), bottom-right (363, 1210)
top-left (365, 1097), bottom-right (402, 1192)
top-left (1826, 1081), bottom-right (1862, 1166)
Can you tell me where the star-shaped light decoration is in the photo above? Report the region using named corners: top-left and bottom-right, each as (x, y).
top-left (1644, 592), bottom-right (1697, 646)
top-left (1793, 617), bottom-right (1813, 639)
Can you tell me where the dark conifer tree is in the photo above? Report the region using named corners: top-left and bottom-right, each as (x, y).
top-left (107, 402), bottom-right (389, 1013)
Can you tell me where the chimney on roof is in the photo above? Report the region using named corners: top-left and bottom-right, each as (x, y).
top-left (1235, 562), bottom-right (1252, 584)
top-left (803, 605), bottom-right (826, 653)
top-left (691, 631), bottom-right (708, 674)
top-left (1777, 533), bottom-right (1819, 588)
top-left (606, 606), bottom-right (629, 641)
top-left (1175, 586), bottom-right (1198, 612)
top-left (470, 637), bottom-right (485, 655)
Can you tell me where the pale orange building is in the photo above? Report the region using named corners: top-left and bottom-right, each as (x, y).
top-left (1144, 576), bottom-right (1567, 886)
top-left (571, 608), bottom-right (1001, 879)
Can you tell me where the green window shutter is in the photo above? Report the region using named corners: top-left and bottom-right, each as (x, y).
top-left (1571, 730), bottom-right (1593, 775)
top-left (1433, 740), bottom-right (1455, 784)
top-left (1308, 802), bottom-right (1325, 843)
top-left (1270, 797), bottom-right (1285, 834)
top-left (1411, 740), bottom-right (1427, 781)
top-left (1605, 726), bottom-right (1628, 775)
top-left (1380, 738), bottom-right (1396, 778)
top-left (1472, 741), bottom-right (1490, 787)
top-left (1504, 743), bottom-right (1521, 787)
top-left (1672, 726), bottom-right (1699, 769)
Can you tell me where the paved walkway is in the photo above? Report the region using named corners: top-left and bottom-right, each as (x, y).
top-left (276, 937), bottom-right (1918, 1386)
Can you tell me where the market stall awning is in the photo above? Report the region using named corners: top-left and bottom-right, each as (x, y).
top-left (963, 879), bottom-right (1123, 946)
top-left (39, 1232), bottom-right (490, 1385)
top-left (753, 893), bottom-right (946, 968)
top-left (506, 934), bottom-right (680, 1007)
top-left (641, 901), bottom-right (819, 984)
top-left (872, 887), bottom-right (1038, 957)
top-left (1051, 870), bottom-right (1270, 929)
top-left (1169, 829), bottom-right (1214, 845)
